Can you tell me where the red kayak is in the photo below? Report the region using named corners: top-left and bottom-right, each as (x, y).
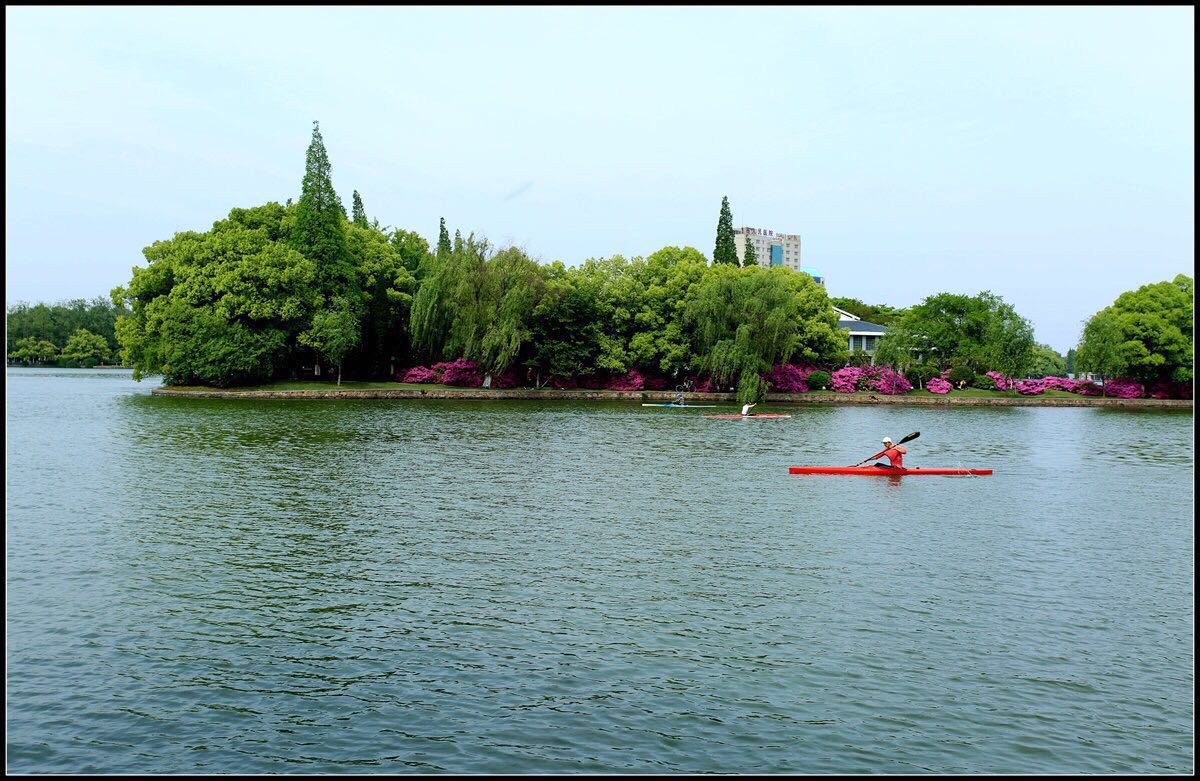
top-left (789, 466), bottom-right (992, 476)
top-left (705, 414), bottom-right (792, 419)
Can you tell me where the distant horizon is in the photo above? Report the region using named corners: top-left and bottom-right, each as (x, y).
top-left (6, 6), bottom-right (1194, 354)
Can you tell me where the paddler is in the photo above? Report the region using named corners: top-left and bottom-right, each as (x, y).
top-left (741, 402), bottom-right (757, 417)
top-left (858, 436), bottom-right (905, 469)
top-left (674, 391), bottom-right (686, 406)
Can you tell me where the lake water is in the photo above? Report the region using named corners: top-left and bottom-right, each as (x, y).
top-left (6, 367), bottom-right (1194, 773)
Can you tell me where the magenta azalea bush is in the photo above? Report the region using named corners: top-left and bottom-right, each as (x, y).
top-left (604, 370), bottom-right (645, 391)
top-left (435, 359), bottom-right (484, 387)
top-left (830, 365), bottom-right (912, 395)
top-left (399, 365), bottom-right (438, 383)
top-left (985, 371), bottom-right (1014, 390)
top-left (763, 363), bottom-right (819, 393)
top-left (1102, 377), bottom-right (1144, 398)
top-left (869, 367), bottom-right (913, 395)
top-left (643, 374), bottom-right (669, 390)
top-left (488, 366), bottom-right (523, 389)
top-left (926, 377), bottom-right (953, 394)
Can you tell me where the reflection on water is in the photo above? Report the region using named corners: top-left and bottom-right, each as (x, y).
top-left (6, 368), bottom-right (1194, 773)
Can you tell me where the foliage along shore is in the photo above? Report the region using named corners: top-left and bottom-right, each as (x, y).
top-left (150, 382), bottom-right (1192, 408)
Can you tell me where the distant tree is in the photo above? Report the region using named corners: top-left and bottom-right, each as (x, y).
top-left (1066, 347), bottom-right (1076, 376)
top-left (983, 302), bottom-right (1035, 382)
top-left (828, 297), bottom-right (905, 327)
top-left (60, 328), bottom-right (110, 367)
top-left (351, 190), bottom-right (368, 227)
top-left (1076, 311), bottom-right (1126, 393)
top-left (743, 235), bottom-right (758, 267)
top-left (1105, 274), bottom-right (1193, 383)
top-left (1028, 344), bottom-right (1067, 378)
top-left (453, 229), bottom-right (463, 254)
top-left (8, 337), bottom-right (59, 366)
top-left (713, 196), bottom-right (737, 265)
top-left (437, 217), bottom-right (452, 257)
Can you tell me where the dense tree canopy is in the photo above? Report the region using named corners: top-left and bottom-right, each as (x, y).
top-left (7, 297), bottom-right (127, 361)
top-left (1078, 275), bottom-right (1193, 383)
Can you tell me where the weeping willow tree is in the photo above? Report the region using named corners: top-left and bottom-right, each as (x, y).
top-left (409, 235), bottom-right (546, 373)
top-left (683, 265), bottom-right (845, 402)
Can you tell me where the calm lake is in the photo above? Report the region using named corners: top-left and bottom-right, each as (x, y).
top-left (6, 367), bottom-right (1194, 773)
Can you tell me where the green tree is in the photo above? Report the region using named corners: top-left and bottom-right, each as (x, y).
top-left (1028, 344), bottom-right (1067, 378)
top-left (437, 218), bottom-right (451, 257)
top-left (113, 203), bottom-right (320, 385)
top-left (684, 265), bottom-right (845, 402)
top-left (1103, 274), bottom-right (1193, 382)
top-left (410, 236), bottom-right (546, 373)
top-left (453, 229), bottom-right (463, 254)
top-left (743, 235), bottom-right (758, 267)
top-left (291, 121), bottom-right (356, 301)
top-left (300, 297), bottom-right (360, 385)
top-left (348, 223), bottom-right (416, 378)
top-left (713, 196), bottom-right (737, 265)
top-left (1076, 311), bottom-right (1126, 393)
top-left (389, 229), bottom-right (431, 277)
top-left (1066, 347), bottom-right (1076, 376)
top-left (983, 302), bottom-right (1035, 383)
top-left (8, 337), bottom-right (59, 366)
top-left (877, 291), bottom-right (1010, 371)
top-left (351, 190), bottom-right (368, 228)
top-left (60, 328), bottom-right (111, 367)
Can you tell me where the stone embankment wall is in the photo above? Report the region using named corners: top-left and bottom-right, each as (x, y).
top-left (151, 386), bottom-right (1193, 409)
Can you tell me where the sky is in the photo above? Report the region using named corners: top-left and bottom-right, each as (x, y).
top-left (5, 6), bottom-right (1194, 352)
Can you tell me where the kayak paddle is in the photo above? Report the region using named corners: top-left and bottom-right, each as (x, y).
top-left (851, 431), bottom-right (919, 467)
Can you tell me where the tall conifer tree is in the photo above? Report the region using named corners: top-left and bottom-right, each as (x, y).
top-left (453, 229), bottom-right (463, 254)
top-left (351, 190), bottom-right (368, 227)
top-left (292, 121), bottom-right (353, 298)
top-left (743, 234), bottom-right (758, 266)
top-left (713, 196), bottom-right (737, 264)
top-left (437, 217), bottom-right (452, 257)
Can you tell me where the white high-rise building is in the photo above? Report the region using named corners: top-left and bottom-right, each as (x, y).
top-left (733, 226), bottom-right (823, 285)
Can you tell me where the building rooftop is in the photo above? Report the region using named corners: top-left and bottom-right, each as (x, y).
top-left (837, 319), bottom-right (888, 334)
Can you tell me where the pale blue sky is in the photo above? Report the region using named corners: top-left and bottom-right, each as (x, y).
top-left (5, 7), bottom-right (1193, 352)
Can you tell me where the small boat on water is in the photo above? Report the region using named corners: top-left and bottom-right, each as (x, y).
top-left (705, 414), bottom-right (792, 419)
top-left (641, 403), bottom-right (719, 408)
top-left (789, 466), bottom-right (992, 476)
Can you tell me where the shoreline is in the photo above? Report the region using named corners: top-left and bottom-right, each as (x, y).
top-left (150, 386), bottom-right (1193, 409)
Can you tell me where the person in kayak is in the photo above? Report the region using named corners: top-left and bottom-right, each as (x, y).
top-left (674, 391), bottom-right (686, 406)
top-left (860, 436), bottom-right (905, 469)
top-left (741, 403), bottom-right (757, 417)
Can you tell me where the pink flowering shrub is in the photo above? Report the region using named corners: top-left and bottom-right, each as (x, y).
top-left (643, 375), bottom-right (669, 390)
top-left (830, 365), bottom-right (912, 395)
top-left (926, 377), bottom-right (953, 394)
top-left (1014, 378), bottom-right (1050, 395)
top-left (399, 365), bottom-right (438, 383)
top-left (487, 366), bottom-right (523, 389)
top-left (550, 376), bottom-right (577, 389)
top-left (435, 359), bottom-right (484, 387)
top-left (868, 367), bottom-right (913, 395)
top-left (1147, 380), bottom-right (1193, 399)
top-left (1102, 378), bottom-right (1144, 398)
top-left (985, 371), bottom-right (1015, 390)
top-left (605, 370), bottom-right (645, 391)
top-left (763, 363), bottom-right (819, 393)
top-left (830, 366), bottom-right (863, 393)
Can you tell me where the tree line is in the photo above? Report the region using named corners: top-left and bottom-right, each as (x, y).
top-left (7, 297), bottom-right (127, 367)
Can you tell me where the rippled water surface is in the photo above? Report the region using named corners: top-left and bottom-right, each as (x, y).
top-left (6, 368), bottom-right (1194, 773)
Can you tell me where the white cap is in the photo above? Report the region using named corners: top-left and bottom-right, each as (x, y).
top-left (881, 437), bottom-right (893, 444)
